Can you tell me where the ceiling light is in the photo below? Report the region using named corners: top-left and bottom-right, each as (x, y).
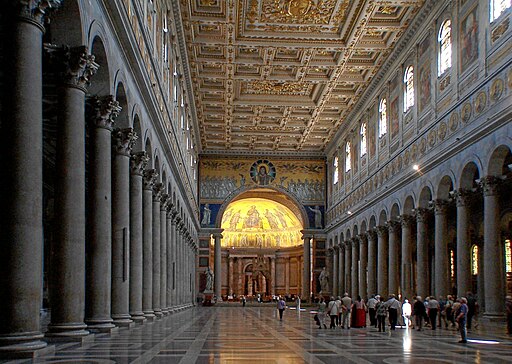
top-left (347, 211), bottom-right (352, 215)
top-left (413, 164), bottom-right (419, 171)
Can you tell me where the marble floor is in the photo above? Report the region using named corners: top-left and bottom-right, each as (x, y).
top-left (4, 306), bottom-right (512, 364)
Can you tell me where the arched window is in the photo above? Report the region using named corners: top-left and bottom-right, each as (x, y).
top-left (506, 239), bottom-right (512, 273)
top-left (379, 98), bottom-right (387, 137)
top-left (471, 245), bottom-right (479, 275)
top-left (438, 20), bottom-right (452, 75)
top-left (403, 65), bottom-right (414, 112)
top-left (360, 123), bottom-right (367, 156)
top-left (345, 142), bottom-right (351, 173)
top-left (491, 0), bottom-right (511, 21)
top-left (333, 156), bottom-right (339, 185)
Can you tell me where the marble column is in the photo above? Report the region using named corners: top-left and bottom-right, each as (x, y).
top-left (455, 189), bottom-right (472, 298)
top-left (358, 234), bottom-right (368, 299)
top-left (271, 258), bottom-right (276, 296)
top-left (228, 257), bottom-right (234, 296)
top-left (0, 2), bottom-right (59, 356)
top-left (481, 176), bottom-right (504, 317)
top-left (238, 258), bottom-right (243, 295)
top-left (433, 199), bottom-right (449, 297)
top-left (142, 169), bottom-right (157, 321)
top-left (416, 208), bottom-right (429, 298)
top-left (165, 205), bottom-right (174, 311)
top-left (47, 46), bottom-right (98, 339)
top-left (170, 211), bottom-right (178, 308)
top-left (332, 247), bottom-right (339, 297)
top-left (338, 244), bottom-right (345, 295)
top-left (351, 239), bottom-right (359, 298)
top-left (178, 224), bottom-right (185, 305)
top-left (160, 194), bottom-right (168, 315)
top-left (84, 96), bottom-right (118, 332)
top-left (344, 241), bottom-right (352, 296)
top-left (152, 183), bottom-right (163, 317)
top-left (111, 128), bottom-right (136, 327)
top-left (400, 215), bottom-right (414, 300)
top-left (302, 236), bottom-right (311, 301)
top-left (214, 233), bottom-right (223, 300)
top-left (376, 226), bottom-right (388, 297)
top-left (129, 152), bottom-right (149, 324)
top-left (387, 221), bottom-right (400, 296)
top-left (285, 258), bottom-right (290, 294)
top-left (366, 231), bottom-right (377, 296)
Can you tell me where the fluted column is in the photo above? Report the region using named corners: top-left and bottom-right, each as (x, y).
top-left (433, 199), bottom-right (450, 297)
top-left (351, 239), bottom-right (359, 298)
top-left (400, 215), bottom-right (414, 300)
top-left (387, 221), bottom-right (400, 296)
top-left (111, 128), bottom-right (136, 327)
top-left (84, 96), bottom-right (118, 332)
top-left (366, 231), bottom-right (377, 296)
top-left (358, 234), bottom-right (368, 299)
top-left (129, 152), bottom-right (149, 324)
top-left (455, 189), bottom-right (472, 298)
top-left (0, 2), bottom-right (60, 356)
top-left (170, 211), bottom-right (178, 309)
top-left (332, 247), bottom-right (339, 297)
top-left (285, 258), bottom-right (290, 294)
top-left (160, 194), bottom-right (168, 315)
top-left (344, 241), bottom-right (352, 296)
top-left (165, 204), bottom-right (174, 311)
top-left (47, 45), bottom-right (98, 339)
top-left (481, 177), bottom-right (504, 317)
top-left (178, 224), bottom-right (185, 305)
top-left (271, 257), bottom-right (276, 296)
top-left (152, 183), bottom-right (163, 317)
top-left (376, 226), bottom-right (388, 297)
top-left (142, 169), bottom-right (157, 321)
top-left (228, 257), bottom-right (234, 296)
top-left (214, 233), bottom-right (223, 301)
top-left (338, 244), bottom-right (345, 294)
top-left (302, 236), bottom-right (311, 301)
top-left (415, 208), bottom-right (429, 297)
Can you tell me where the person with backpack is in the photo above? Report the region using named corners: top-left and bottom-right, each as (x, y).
top-left (376, 296), bottom-right (388, 332)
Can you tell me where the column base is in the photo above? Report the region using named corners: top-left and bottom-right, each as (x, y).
top-left (46, 323), bottom-right (90, 340)
top-left (143, 311), bottom-right (156, 322)
top-left (130, 312), bottom-right (147, 325)
top-left (154, 310), bottom-right (163, 318)
top-left (483, 313), bottom-right (506, 322)
top-left (112, 315), bottom-right (134, 328)
top-left (0, 332), bottom-right (53, 359)
top-left (85, 318), bottom-right (115, 332)
top-left (45, 332), bottom-right (94, 344)
top-left (161, 309), bottom-right (170, 316)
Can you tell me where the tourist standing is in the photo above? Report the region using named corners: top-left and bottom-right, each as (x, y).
top-left (386, 294), bottom-right (400, 330)
top-left (353, 295), bottom-right (367, 328)
top-left (428, 296), bottom-right (440, 330)
top-left (413, 296), bottom-right (426, 331)
top-left (367, 295), bottom-right (378, 327)
top-left (277, 296), bottom-right (286, 321)
top-left (466, 292), bottom-right (478, 330)
top-left (455, 297), bottom-right (468, 343)
top-left (341, 293), bottom-right (352, 329)
top-left (242, 295), bottom-right (246, 307)
top-left (317, 297), bottom-right (328, 329)
top-left (402, 299), bottom-right (412, 329)
top-left (327, 296), bottom-right (340, 329)
top-left (376, 296), bottom-right (388, 332)
top-left (296, 295), bottom-right (301, 311)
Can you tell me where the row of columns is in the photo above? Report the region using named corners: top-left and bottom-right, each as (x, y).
top-left (0, 3), bottom-right (197, 357)
top-left (329, 179), bottom-right (504, 316)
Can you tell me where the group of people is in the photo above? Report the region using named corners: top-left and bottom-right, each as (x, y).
top-left (311, 292), bottom-right (486, 344)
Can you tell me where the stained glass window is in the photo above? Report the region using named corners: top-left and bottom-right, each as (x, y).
top-left (333, 156), bottom-right (339, 185)
top-left (404, 66), bottom-right (414, 112)
top-left (491, 0), bottom-right (511, 21)
top-left (450, 249), bottom-right (455, 279)
top-left (360, 123), bottom-right (367, 156)
top-left (345, 142), bottom-right (351, 173)
top-left (379, 98), bottom-right (387, 137)
top-left (471, 245), bottom-right (479, 275)
top-left (438, 20), bottom-right (452, 75)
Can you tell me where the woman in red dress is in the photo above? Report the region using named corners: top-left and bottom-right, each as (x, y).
top-left (352, 295), bottom-right (367, 328)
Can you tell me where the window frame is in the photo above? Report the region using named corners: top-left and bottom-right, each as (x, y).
top-left (403, 65), bottom-right (415, 113)
top-left (438, 19), bottom-right (452, 76)
top-left (378, 98), bottom-right (387, 138)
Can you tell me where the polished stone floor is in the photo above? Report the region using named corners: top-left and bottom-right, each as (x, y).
top-left (4, 306), bottom-right (512, 363)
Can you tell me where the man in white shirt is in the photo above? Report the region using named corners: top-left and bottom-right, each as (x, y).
top-left (367, 295), bottom-right (378, 327)
top-left (402, 299), bottom-right (412, 329)
top-left (341, 293), bottom-right (352, 329)
top-left (386, 295), bottom-right (401, 330)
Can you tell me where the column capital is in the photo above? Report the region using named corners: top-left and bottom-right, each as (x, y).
top-left (365, 230), bottom-right (377, 241)
top-left (143, 169), bottom-right (158, 191)
top-left (479, 176), bottom-right (501, 196)
top-left (351, 238), bottom-right (359, 248)
top-left (130, 152), bottom-right (149, 176)
top-left (386, 220), bottom-right (400, 233)
top-left (46, 45), bottom-right (98, 91)
top-left (375, 225), bottom-right (388, 237)
top-left (453, 188), bottom-right (474, 207)
top-left (344, 240), bottom-right (352, 250)
top-left (432, 199), bottom-right (450, 215)
top-left (88, 95), bottom-right (120, 130)
top-left (160, 193), bottom-right (169, 210)
top-left (400, 214), bottom-right (415, 228)
top-left (415, 207), bottom-right (430, 222)
top-left (113, 128), bottom-right (137, 156)
top-left (357, 234), bottom-right (367, 245)
top-left (152, 183), bottom-right (164, 202)
top-left (14, 0), bottom-right (61, 28)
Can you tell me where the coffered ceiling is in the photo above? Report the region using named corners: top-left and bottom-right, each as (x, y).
top-left (177, 0), bottom-right (425, 154)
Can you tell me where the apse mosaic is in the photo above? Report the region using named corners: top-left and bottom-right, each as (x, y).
top-left (220, 198), bottom-right (302, 249)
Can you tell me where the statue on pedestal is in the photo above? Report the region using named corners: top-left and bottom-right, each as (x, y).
top-left (319, 267), bottom-right (329, 294)
top-left (205, 266), bottom-right (214, 292)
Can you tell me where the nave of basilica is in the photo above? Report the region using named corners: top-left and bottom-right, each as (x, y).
top-left (1, 0), bottom-right (512, 361)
